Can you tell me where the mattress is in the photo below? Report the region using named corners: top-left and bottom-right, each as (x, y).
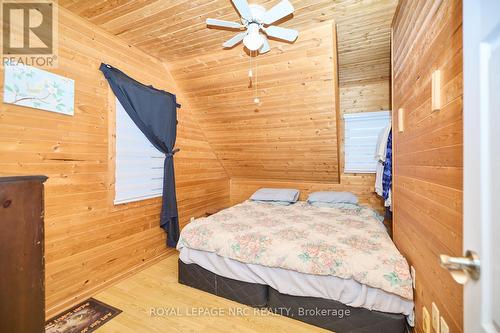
top-left (178, 201), bottom-right (414, 299)
top-left (179, 247), bottom-right (414, 316)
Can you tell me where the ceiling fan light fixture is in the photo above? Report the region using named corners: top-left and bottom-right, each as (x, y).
top-left (243, 23), bottom-right (263, 51)
top-left (206, 0), bottom-right (298, 54)
top-left (243, 34), bottom-right (264, 51)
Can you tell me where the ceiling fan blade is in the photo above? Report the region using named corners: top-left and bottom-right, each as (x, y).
top-left (231, 0), bottom-right (253, 21)
top-left (262, 0), bottom-right (294, 25)
top-left (206, 18), bottom-right (242, 29)
top-left (259, 37), bottom-right (270, 54)
top-left (263, 26), bottom-right (298, 42)
top-left (223, 32), bottom-right (246, 48)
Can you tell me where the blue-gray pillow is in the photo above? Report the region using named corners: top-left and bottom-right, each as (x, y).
top-left (252, 200), bottom-right (293, 206)
top-left (307, 191), bottom-right (358, 204)
top-left (309, 202), bottom-right (360, 210)
top-left (250, 188), bottom-right (299, 203)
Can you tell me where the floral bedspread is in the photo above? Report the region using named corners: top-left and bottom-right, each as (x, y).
top-left (177, 201), bottom-right (413, 300)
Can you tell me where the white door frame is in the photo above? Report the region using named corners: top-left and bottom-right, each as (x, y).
top-left (463, 1), bottom-right (500, 332)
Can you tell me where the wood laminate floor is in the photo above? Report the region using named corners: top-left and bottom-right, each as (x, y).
top-left (94, 253), bottom-right (326, 332)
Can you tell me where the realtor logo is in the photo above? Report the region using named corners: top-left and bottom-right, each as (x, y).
top-left (1, 0), bottom-right (58, 67)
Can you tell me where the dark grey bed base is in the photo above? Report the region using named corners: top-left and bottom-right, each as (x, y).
top-left (178, 257), bottom-right (268, 307)
top-left (178, 260), bottom-right (407, 333)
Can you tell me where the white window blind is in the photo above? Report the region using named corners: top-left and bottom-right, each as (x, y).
top-left (114, 98), bottom-right (165, 205)
top-left (344, 110), bottom-right (391, 173)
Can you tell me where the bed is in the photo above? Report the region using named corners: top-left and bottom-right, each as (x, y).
top-left (177, 200), bottom-right (414, 332)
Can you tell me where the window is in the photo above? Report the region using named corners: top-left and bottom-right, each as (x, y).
top-left (343, 110), bottom-right (391, 173)
top-left (114, 98), bottom-right (164, 204)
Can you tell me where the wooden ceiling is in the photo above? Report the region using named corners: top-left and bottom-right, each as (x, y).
top-left (60, 0), bottom-right (397, 83)
top-left (61, 0), bottom-right (398, 182)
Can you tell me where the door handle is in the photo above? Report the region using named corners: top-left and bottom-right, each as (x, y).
top-left (439, 250), bottom-right (480, 285)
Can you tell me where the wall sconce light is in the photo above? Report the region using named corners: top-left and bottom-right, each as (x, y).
top-left (398, 108), bottom-right (404, 132)
top-left (431, 70), bottom-right (441, 112)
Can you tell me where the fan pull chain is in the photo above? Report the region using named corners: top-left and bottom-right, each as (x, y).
top-left (248, 50), bottom-right (253, 78)
top-left (254, 51), bottom-right (260, 104)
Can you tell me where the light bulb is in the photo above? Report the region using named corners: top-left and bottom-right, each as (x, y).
top-left (244, 34), bottom-right (263, 51)
top-left (243, 23), bottom-right (263, 51)
top-left (248, 69), bottom-right (253, 77)
top-left (254, 97), bottom-right (260, 104)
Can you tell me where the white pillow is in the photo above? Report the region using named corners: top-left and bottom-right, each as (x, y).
top-left (307, 191), bottom-right (358, 204)
top-left (250, 188), bottom-right (299, 203)
top-left (310, 202), bottom-right (360, 210)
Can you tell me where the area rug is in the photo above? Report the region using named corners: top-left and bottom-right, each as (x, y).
top-left (45, 298), bottom-right (122, 333)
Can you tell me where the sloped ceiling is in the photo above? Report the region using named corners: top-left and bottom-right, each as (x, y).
top-left (61, 0), bottom-right (398, 182)
top-left (171, 23), bottom-right (341, 181)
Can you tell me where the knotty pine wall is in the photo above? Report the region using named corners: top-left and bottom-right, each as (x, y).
top-left (57, 2), bottom-right (395, 216)
top-left (392, 0), bottom-right (463, 332)
top-left (0, 7), bottom-right (229, 317)
top-left (170, 23), bottom-right (341, 183)
top-left (170, 23), bottom-right (388, 212)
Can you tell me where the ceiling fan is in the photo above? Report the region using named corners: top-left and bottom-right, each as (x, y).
top-left (206, 0), bottom-right (299, 54)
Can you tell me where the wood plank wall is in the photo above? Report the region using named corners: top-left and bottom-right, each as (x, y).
top-left (170, 23), bottom-right (341, 183)
top-left (0, 2), bottom-right (396, 318)
top-left (0, 7), bottom-right (229, 317)
top-left (392, 1), bottom-right (463, 332)
top-left (169, 22), bottom-right (388, 214)
top-left (57, 1), bottom-right (396, 218)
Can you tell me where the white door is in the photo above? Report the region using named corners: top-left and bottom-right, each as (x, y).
top-left (461, 1), bottom-right (500, 332)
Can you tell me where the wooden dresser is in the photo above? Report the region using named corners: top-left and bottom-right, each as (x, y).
top-left (0, 176), bottom-right (48, 333)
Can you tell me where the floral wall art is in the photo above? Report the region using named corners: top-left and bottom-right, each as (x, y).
top-left (3, 63), bottom-right (75, 116)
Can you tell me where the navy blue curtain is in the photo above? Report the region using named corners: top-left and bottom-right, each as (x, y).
top-left (100, 63), bottom-right (180, 247)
